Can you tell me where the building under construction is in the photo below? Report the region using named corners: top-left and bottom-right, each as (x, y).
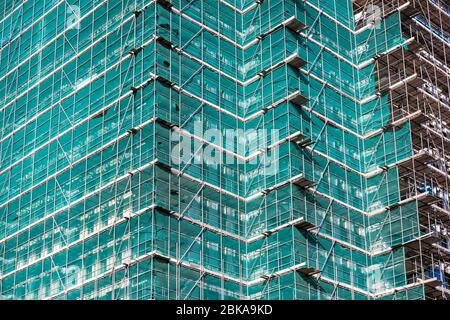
top-left (0, 0), bottom-right (449, 300)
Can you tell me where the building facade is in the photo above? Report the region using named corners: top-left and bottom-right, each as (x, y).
top-left (0, 0), bottom-right (449, 300)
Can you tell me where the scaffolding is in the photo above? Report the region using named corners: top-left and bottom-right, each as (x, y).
top-left (354, 0), bottom-right (450, 300)
top-left (0, 0), bottom-right (449, 300)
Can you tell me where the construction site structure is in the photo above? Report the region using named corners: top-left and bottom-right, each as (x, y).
top-left (0, 0), bottom-right (449, 299)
